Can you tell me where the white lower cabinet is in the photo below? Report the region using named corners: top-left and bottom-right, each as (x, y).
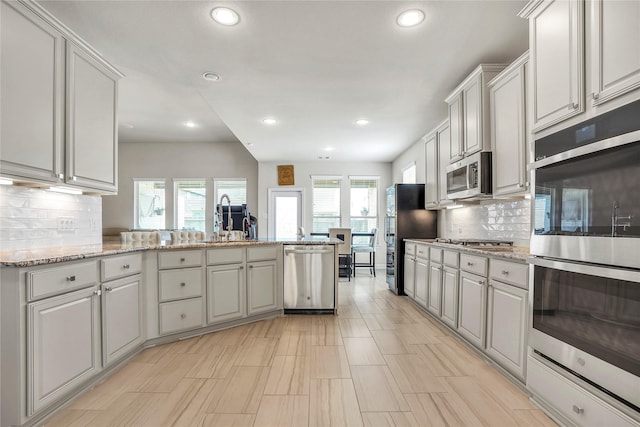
top-left (414, 257), bottom-right (429, 307)
top-left (159, 298), bottom-right (204, 335)
top-left (441, 266), bottom-right (459, 328)
top-left (207, 263), bottom-right (245, 323)
top-left (427, 261), bottom-right (442, 316)
top-left (527, 356), bottom-right (638, 427)
top-left (457, 270), bottom-right (487, 349)
top-left (403, 253), bottom-right (416, 298)
top-left (486, 280), bottom-right (527, 380)
top-left (102, 275), bottom-right (142, 366)
top-left (247, 260), bottom-right (277, 316)
top-left (27, 286), bottom-right (101, 415)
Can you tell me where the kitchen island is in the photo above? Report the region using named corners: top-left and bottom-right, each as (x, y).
top-left (0, 237), bottom-right (340, 427)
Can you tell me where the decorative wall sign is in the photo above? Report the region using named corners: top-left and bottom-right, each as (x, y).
top-left (278, 165), bottom-right (295, 185)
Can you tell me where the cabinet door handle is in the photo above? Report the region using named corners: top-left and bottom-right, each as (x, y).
top-left (93, 289), bottom-right (102, 296)
top-left (249, 265), bottom-right (254, 269)
top-left (180, 313), bottom-right (186, 319)
top-left (572, 405), bottom-right (584, 415)
top-left (479, 280), bottom-right (485, 285)
top-left (467, 262), bottom-right (473, 266)
top-left (71, 175), bottom-right (77, 181)
top-left (66, 275), bottom-right (76, 282)
top-left (105, 286), bottom-right (113, 292)
top-left (591, 92), bottom-right (599, 100)
top-left (517, 183), bottom-right (524, 188)
top-left (57, 173), bottom-right (64, 179)
top-left (501, 270), bottom-right (509, 275)
top-left (180, 258), bottom-right (186, 262)
top-left (239, 266), bottom-right (244, 270)
top-left (123, 264), bottom-right (130, 269)
top-left (568, 102), bottom-right (578, 110)
top-left (180, 282), bottom-right (186, 287)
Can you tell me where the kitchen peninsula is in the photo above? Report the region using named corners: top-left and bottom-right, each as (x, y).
top-left (0, 237), bottom-right (339, 427)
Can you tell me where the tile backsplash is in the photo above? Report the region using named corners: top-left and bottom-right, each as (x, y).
top-left (0, 186), bottom-right (102, 251)
top-left (439, 199), bottom-right (531, 247)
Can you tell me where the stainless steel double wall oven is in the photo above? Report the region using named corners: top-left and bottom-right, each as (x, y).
top-left (529, 99), bottom-right (640, 412)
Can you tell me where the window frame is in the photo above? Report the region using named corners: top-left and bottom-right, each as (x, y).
top-left (133, 178), bottom-right (167, 229)
top-left (311, 175), bottom-right (342, 234)
top-left (349, 176), bottom-right (379, 245)
top-left (213, 178), bottom-right (247, 207)
top-left (173, 178), bottom-right (207, 231)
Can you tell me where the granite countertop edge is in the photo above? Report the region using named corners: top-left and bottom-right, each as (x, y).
top-left (1, 238), bottom-right (342, 267)
top-left (404, 238), bottom-right (530, 262)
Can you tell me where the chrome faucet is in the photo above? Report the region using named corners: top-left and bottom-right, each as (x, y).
top-left (219, 194), bottom-right (232, 240)
top-left (611, 201), bottom-right (632, 237)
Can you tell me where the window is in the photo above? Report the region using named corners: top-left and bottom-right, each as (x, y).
top-left (174, 179), bottom-right (206, 231)
top-left (350, 177), bottom-right (378, 244)
top-left (312, 177), bottom-right (341, 233)
top-left (134, 179), bottom-right (166, 229)
top-left (214, 178), bottom-right (247, 206)
top-left (402, 163), bottom-right (416, 183)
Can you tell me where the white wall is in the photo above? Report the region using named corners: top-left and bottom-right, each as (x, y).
top-left (257, 161), bottom-right (392, 264)
top-left (391, 137), bottom-right (425, 184)
top-left (103, 141), bottom-right (258, 233)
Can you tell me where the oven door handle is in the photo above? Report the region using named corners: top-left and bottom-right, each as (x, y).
top-left (529, 257), bottom-right (640, 283)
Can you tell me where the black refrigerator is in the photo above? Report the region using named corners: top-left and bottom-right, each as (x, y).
top-left (384, 184), bottom-right (438, 295)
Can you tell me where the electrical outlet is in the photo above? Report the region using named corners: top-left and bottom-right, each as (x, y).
top-left (58, 216), bottom-right (75, 231)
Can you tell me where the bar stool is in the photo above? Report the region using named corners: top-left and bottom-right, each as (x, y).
top-left (351, 228), bottom-right (376, 276)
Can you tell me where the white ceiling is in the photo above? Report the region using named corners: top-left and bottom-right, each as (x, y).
top-left (38, 0), bottom-right (529, 163)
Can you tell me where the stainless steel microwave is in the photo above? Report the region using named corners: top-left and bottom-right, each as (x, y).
top-left (445, 151), bottom-right (492, 199)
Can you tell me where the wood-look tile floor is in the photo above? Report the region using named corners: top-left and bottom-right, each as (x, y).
top-left (46, 274), bottom-right (557, 427)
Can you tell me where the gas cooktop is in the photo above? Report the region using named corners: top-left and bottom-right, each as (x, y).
top-left (434, 238), bottom-right (514, 247)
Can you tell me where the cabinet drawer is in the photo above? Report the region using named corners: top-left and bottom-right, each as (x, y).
top-left (158, 267), bottom-right (203, 302)
top-left (159, 298), bottom-right (203, 335)
top-left (430, 247), bottom-right (443, 264)
top-left (415, 244), bottom-right (429, 261)
top-left (443, 250), bottom-right (459, 268)
top-left (101, 253), bottom-right (142, 281)
top-left (490, 259), bottom-right (528, 289)
top-left (207, 247), bottom-right (244, 265)
top-left (460, 253), bottom-right (487, 276)
top-left (405, 243), bottom-right (416, 256)
top-left (527, 356), bottom-right (637, 427)
top-left (247, 245), bottom-right (278, 262)
top-left (158, 250), bottom-right (202, 269)
top-left (27, 261), bottom-right (98, 301)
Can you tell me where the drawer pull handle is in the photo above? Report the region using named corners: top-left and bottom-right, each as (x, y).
top-left (240, 266), bottom-right (244, 270)
top-left (93, 289), bottom-right (101, 296)
top-left (105, 286), bottom-right (113, 292)
top-left (180, 282), bottom-right (186, 287)
top-left (501, 270), bottom-right (509, 275)
top-left (479, 280), bottom-right (485, 285)
top-left (123, 264), bottom-right (130, 269)
top-left (249, 265), bottom-right (254, 269)
top-left (577, 357), bottom-right (586, 366)
top-left (572, 405), bottom-right (584, 415)
top-left (180, 313), bottom-right (186, 319)
top-left (180, 258), bottom-right (186, 262)
top-left (66, 275), bottom-right (76, 282)
top-left (467, 262), bottom-right (473, 266)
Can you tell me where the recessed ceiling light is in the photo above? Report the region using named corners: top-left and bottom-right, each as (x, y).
top-left (355, 119), bottom-right (369, 126)
top-left (184, 121), bottom-right (197, 128)
top-left (202, 72), bottom-right (220, 81)
top-left (397, 9), bottom-right (425, 27)
top-left (324, 146), bottom-right (335, 152)
top-left (211, 7), bottom-right (239, 26)
top-left (247, 142), bottom-right (254, 146)
top-left (263, 118), bottom-right (277, 125)
top-left (121, 123), bottom-right (135, 129)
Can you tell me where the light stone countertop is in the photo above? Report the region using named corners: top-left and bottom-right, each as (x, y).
top-left (404, 238), bottom-right (530, 262)
top-left (0, 237), bottom-right (341, 267)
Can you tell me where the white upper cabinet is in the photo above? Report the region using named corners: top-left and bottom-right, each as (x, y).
top-left (445, 65), bottom-right (506, 163)
top-left (0, 0), bottom-right (64, 183)
top-left (489, 53), bottom-right (529, 197)
top-left (66, 42), bottom-right (119, 192)
top-left (424, 133), bottom-right (439, 208)
top-left (520, 0), bottom-right (584, 132)
top-left (0, 0), bottom-right (122, 193)
top-left (589, 0), bottom-right (640, 106)
top-left (436, 122), bottom-right (452, 206)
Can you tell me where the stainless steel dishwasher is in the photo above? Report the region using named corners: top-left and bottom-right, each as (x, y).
top-left (283, 245), bottom-right (335, 313)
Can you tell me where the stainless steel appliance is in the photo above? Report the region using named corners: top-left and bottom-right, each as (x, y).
top-left (446, 151), bottom-right (492, 199)
top-left (530, 99), bottom-right (640, 414)
top-left (283, 245), bottom-right (335, 313)
top-left (385, 184), bottom-right (437, 295)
